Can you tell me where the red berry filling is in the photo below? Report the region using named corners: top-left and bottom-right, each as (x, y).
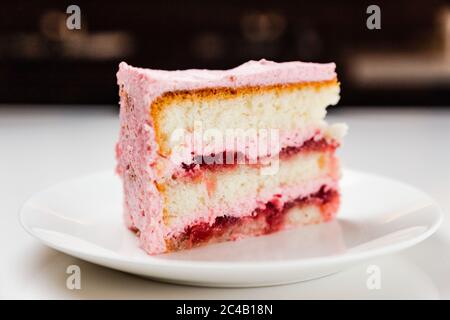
top-left (180, 137), bottom-right (337, 174)
top-left (181, 187), bottom-right (338, 247)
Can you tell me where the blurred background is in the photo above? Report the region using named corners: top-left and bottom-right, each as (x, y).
top-left (3, 1), bottom-right (450, 302)
top-left (1, 0), bottom-right (450, 106)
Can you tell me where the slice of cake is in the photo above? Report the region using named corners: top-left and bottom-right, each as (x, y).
top-left (116, 59), bottom-right (347, 255)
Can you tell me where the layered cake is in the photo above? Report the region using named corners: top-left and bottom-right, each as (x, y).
top-left (116, 59), bottom-right (347, 255)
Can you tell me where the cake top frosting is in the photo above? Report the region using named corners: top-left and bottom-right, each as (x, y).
top-left (117, 59), bottom-right (337, 104)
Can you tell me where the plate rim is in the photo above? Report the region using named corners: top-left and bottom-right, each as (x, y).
top-left (19, 168), bottom-right (444, 270)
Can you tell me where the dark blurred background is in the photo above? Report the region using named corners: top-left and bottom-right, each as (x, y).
top-left (1, 0), bottom-right (450, 106)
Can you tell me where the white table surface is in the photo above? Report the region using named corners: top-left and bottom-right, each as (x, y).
top-left (1, 106), bottom-right (449, 299)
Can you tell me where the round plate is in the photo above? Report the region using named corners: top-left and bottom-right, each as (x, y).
top-left (20, 169), bottom-right (442, 287)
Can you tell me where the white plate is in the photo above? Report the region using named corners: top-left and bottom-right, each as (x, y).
top-left (20, 169), bottom-right (442, 287)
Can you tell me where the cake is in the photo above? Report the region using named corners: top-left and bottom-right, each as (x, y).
top-left (116, 59), bottom-right (347, 255)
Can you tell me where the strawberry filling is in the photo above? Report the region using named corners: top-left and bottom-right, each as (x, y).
top-left (179, 137), bottom-right (337, 174)
top-left (180, 186), bottom-right (339, 247)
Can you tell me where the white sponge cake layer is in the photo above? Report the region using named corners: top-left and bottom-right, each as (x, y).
top-left (152, 81), bottom-right (340, 158)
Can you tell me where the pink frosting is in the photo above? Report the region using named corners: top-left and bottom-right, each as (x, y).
top-left (117, 59), bottom-right (336, 107)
